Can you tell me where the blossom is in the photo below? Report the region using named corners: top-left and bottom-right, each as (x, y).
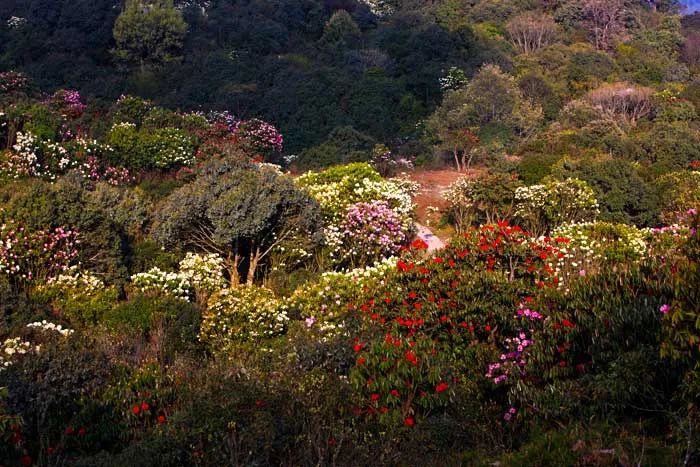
top-left (435, 382), bottom-right (449, 393)
top-left (404, 417), bottom-right (415, 427)
top-left (132, 405), bottom-right (141, 415)
top-left (660, 304), bottom-right (671, 314)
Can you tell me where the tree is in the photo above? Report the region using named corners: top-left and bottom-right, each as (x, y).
top-left (318, 10), bottom-right (362, 51)
top-left (581, 0), bottom-right (627, 50)
top-left (153, 159), bottom-right (323, 286)
top-left (583, 82), bottom-right (654, 125)
top-left (426, 64), bottom-right (542, 170)
top-left (112, 0), bottom-right (188, 70)
top-left (506, 13), bottom-right (557, 54)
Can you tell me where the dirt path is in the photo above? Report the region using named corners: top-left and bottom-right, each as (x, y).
top-left (414, 223), bottom-right (446, 252)
top-left (408, 168), bottom-right (482, 242)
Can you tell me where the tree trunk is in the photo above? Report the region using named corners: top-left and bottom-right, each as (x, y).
top-left (227, 252), bottom-right (240, 287)
top-left (246, 246), bottom-right (261, 286)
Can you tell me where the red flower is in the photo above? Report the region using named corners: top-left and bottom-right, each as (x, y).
top-left (327, 436), bottom-right (337, 446)
top-left (411, 238), bottom-right (429, 250)
top-left (562, 319), bottom-right (575, 329)
top-left (405, 351), bottom-right (418, 366)
top-left (158, 415), bottom-right (167, 424)
top-left (484, 325), bottom-right (492, 332)
top-left (390, 389), bottom-right (400, 397)
top-left (78, 427), bottom-right (87, 436)
top-left (404, 417), bottom-right (415, 427)
top-left (132, 405), bottom-right (141, 415)
top-left (357, 356), bottom-right (366, 365)
top-left (408, 291), bottom-right (417, 299)
top-left (20, 455), bottom-right (32, 467)
top-left (379, 406), bottom-right (389, 414)
top-left (353, 343), bottom-right (364, 353)
top-left (370, 393), bottom-right (381, 401)
top-left (64, 426), bottom-right (75, 435)
top-left (141, 402), bottom-right (150, 412)
top-left (559, 360), bottom-right (567, 367)
top-left (47, 447), bottom-right (55, 455)
top-left (432, 257), bottom-right (444, 264)
top-left (435, 382), bottom-right (449, 393)
top-left (255, 399), bottom-right (266, 409)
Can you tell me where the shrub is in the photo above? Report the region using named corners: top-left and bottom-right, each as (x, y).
top-left (514, 178), bottom-right (599, 236)
top-left (442, 173), bottom-right (522, 232)
top-left (199, 286), bottom-right (288, 356)
top-left (142, 128), bottom-right (196, 169)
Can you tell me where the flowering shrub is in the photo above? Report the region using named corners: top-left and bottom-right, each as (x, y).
top-left (334, 201), bottom-right (408, 268)
top-left (2, 131), bottom-right (72, 180)
top-left (0, 71), bottom-right (29, 94)
top-left (0, 221), bottom-right (79, 285)
top-left (0, 338), bottom-right (33, 372)
top-left (443, 173), bottom-right (522, 232)
top-left (200, 286), bottom-right (288, 355)
top-left (26, 320), bottom-right (74, 337)
top-left (344, 222), bottom-right (569, 427)
top-left (49, 89), bottom-right (87, 118)
top-left (552, 222), bottom-right (647, 270)
top-left (45, 267), bottom-right (105, 295)
top-left (131, 267), bottom-right (192, 301)
top-left (178, 252), bottom-right (226, 299)
top-left (370, 144), bottom-right (414, 178)
top-left (660, 211), bottom-right (700, 389)
top-left (143, 128), bottom-right (196, 169)
top-left (514, 178), bottom-right (599, 236)
top-left (233, 118), bottom-right (284, 154)
top-left (297, 163), bottom-right (416, 225)
top-left (285, 257), bottom-right (397, 337)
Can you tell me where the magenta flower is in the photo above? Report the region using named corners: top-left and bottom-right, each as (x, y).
top-left (660, 304), bottom-right (671, 314)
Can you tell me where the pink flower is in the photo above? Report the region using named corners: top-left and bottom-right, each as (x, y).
top-left (305, 317), bottom-right (316, 328)
top-left (660, 304), bottom-right (671, 314)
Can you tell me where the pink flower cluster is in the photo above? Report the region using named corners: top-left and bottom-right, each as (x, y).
top-left (233, 118), bottom-right (284, 153)
top-left (342, 201), bottom-right (408, 259)
top-left (0, 221), bottom-right (79, 283)
top-left (486, 331), bottom-right (533, 385)
top-left (516, 305), bottom-right (543, 320)
top-left (50, 89), bottom-right (87, 118)
top-left (79, 157), bottom-right (133, 186)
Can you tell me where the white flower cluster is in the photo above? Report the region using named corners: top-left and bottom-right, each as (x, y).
top-left (0, 337), bottom-right (32, 371)
top-left (360, 0), bottom-right (395, 17)
top-left (46, 267), bottom-right (105, 296)
top-left (131, 267), bottom-right (192, 301)
top-left (27, 320), bottom-right (74, 337)
top-left (514, 178), bottom-right (599, 234)
top-left (178, 252), bottom-right (226, 293)
top-left (148, 128), bottom-right (195, 169)
top-left (6, 16), bottom-right (27, 29)
top-left (3, 131), bottom-right (73, 180)
top-left (200, 286), bottom-right (288, 355)
top-left (131, 253), bottom-right (228, 301)
top-left (552, 222), bottom-right (647, 269)
top-left (439, 67), bottom-right (468, 92)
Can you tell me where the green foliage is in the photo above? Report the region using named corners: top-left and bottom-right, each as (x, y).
top-left (296, 126), bottom-right (376, 170)
top-left (200, 285), bottom-right (286, 356)
top-left (153, 160), bottom-right (323, 284)
top-left (112, 0), bottom-right (188, 69)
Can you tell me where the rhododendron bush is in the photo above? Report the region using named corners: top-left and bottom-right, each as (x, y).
top-left (0, 220), bottom-right (79, 285)
top-left (297, 163), bottom-right (417, 269)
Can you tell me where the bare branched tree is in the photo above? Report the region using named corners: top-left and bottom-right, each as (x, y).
top-left (506, 13), bottom-right (557, 54)
top-left (582, 0), bottom-right (627, 50)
